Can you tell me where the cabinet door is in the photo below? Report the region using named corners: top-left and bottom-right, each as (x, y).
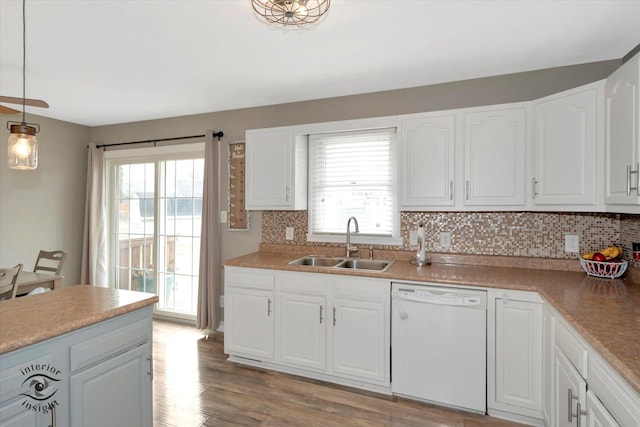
top-left (400, 114), bottom-right (456, 208)
top-left (246, 129), bottom-right (293, 209)
top-left (70, 342), bottom-right (152, 427)
top-left (555, 349), bottom-right (587, 427)
top-left (332, 297), bottom-right (387, 383)
top-left (492, 296), bottom-right (543, 416)
top-left (586, 390), bottom-right (620, 427)
top-left (279, 291), bottom-right (327, 371)
top-left (605, 53), bottom-right (640, 205)
top-left (464, 107), bottom-right (526, 206)
top-left (533, 84), bottom-right (599, 205)
top-left (225, 286), bottom-right (275, 360)
top-left (542, 305), bottom-right (556, 427)
top-left (0, 398), bottom-right (45, 427)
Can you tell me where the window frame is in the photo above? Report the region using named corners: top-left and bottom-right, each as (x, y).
top-left (304, 124), bottom-right (402, 246)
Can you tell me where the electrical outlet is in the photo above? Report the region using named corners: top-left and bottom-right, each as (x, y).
top-left (565, 234), bottom-right (580, 253)
top-left (440, 232), bottom-right (452, 249)
top-left (220, 211), bottom-right (227, 223)
top-left (285, 227), bottom-right (294, 240)
top-left (409, 230), bottom-right (418, 246)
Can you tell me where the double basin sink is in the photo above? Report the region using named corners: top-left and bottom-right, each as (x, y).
top-left (288, 255), bottom-right (393, 272)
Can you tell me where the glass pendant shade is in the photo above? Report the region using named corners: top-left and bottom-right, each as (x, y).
top-left (8, 123), bottom-right (38, 170)
top-left (251, 0), bottom-right (330, 27)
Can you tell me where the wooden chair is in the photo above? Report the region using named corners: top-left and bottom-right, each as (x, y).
top-left (0, 264), bottom-right (23, 300)
top-left (33, 250), bottom-right (67, 275)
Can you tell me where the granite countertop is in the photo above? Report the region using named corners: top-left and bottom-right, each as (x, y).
top-left (0, 286), bottom-right (158, 355)
top-left (224, 250), bottom-right (640, 395)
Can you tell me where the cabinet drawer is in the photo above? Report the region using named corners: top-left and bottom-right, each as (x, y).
top-left (70, 318), bottom-right (150, 373)
top-left (555, 319), bottom-right (588, 377)
top-left (0, 354), bottom-right (54, 404)
top-left (226, 269), bottom-right (275, 290)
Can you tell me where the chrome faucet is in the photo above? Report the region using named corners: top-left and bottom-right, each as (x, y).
top-left (346, 216), bottom-right (360, 257)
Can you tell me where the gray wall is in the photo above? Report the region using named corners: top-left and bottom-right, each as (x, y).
top-left (0, 59), bottom-right (623, 287)
top-left (90, 59), bottom-right (621, 265)
top-left (0, 113), bottom-right (90, 285)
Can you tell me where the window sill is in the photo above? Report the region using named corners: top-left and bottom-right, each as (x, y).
top-left (306, 233), bottom-right (403, 247)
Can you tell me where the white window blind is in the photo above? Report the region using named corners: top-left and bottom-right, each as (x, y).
top-left (309, 128), bottom-right (396, 236)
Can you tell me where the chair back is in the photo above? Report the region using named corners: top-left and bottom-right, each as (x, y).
top-left (0, 264), bottom-right (23, 300)
top-left (34, 250), bottom-right (67, 275)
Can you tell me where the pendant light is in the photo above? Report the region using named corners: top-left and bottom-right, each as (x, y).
top-left (7, 0), bottom-right (40, 170)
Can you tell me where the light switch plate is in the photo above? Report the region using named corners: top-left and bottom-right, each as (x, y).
top-left (565, 234), bottom-right (579, 253)
top-left (285, 227), bottom-right (294, 240)
top-left (220, 211), bottom-right (227, 223)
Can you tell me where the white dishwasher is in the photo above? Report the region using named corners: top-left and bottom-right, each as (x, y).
top-left (391, 282), bottom-right (487, 413)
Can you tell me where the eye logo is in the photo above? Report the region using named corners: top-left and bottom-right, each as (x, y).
top-left (21, 374), bottom-right (60, 401)
top-left (18, 363), bottom-right (62, 415)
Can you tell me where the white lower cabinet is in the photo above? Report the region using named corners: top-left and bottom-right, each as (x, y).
top-left (331, 276), bottom-right (389, 384)
top-left (224, 267), bottom-right (390, 392)
top-left (542, 305), bottom-right (556, 426)
top-left (551, 305), bottom-right (640, 427)
top-left (0, 308), bottom-right (153, 427)
top-left (555, 348), bottom-right (588, 427)
top-left (278, 273), bottom-right (327, 371)
top-left (488, 289), bottom-right (544, 424)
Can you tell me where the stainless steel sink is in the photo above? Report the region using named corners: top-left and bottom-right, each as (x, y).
top-left (335, 258), bottom-right (393, 272)
top-left (288, 255), bottom-right (393, 272)
top-left (288, 256), bottom-right (345, 267)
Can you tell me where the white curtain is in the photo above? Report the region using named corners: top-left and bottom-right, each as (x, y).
top-left (80, 143), bottom-right (108, 286)
top-left (197, 130), bottom-right (221, 330)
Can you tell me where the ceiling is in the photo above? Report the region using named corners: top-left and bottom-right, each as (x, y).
top-left (1, 0), bottom-right (639, 127)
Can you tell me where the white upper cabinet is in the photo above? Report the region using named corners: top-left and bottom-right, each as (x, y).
top-left (532, 82), bottom-right (603, 209)
top-left (400, 113), bottom-right (456, 209)
top-left (463, 106), bottom-right (527, 206)
top-left (605, 52), bottom-right (640, 207)
top-left (245, 128), bottom-right (307, 210)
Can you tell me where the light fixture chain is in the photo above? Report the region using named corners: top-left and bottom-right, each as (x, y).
top-left (21, 0), bottom-right (26, 123)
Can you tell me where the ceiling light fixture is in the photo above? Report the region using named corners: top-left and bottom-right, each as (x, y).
top-left (7, 0), bottom-right (40, 170)
top-left (251, 0), bottom-right (330, 27)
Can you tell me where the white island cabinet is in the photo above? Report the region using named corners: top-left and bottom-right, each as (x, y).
top-left (0, 287), bottom-right (156, 427)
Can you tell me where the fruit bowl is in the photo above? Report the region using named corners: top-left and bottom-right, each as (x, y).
top-left (579, 258), bottom-right (628, 279)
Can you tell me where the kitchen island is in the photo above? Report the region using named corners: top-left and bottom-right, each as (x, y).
top-left (0, 286), bottom-right (158, 427)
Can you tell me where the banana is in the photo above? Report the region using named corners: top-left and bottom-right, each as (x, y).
top-left (582, 252), bottom-right (595, 260)
top-left (582, 246), bottom-right (622, 260)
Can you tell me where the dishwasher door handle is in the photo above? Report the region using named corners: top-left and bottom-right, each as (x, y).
top-left (393, 298), bottom-right (408, 320)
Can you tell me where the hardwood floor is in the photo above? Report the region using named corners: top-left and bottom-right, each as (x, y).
top-left (152, 319), bottom-right (525, 427)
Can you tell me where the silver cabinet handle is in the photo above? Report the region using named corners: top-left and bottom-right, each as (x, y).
top-left (568, 388), bottom-right (587, 425)
top-left (449, 181), bottom-right (453, 200)
top-left (465, 180), bottom-right (470, 200)
top-left (147, 355), bottom-right (153, 381)
top-left (267, 298), bottom-right (272, 316)
top-left (532, 177), bottom-right (538, 199)
top-left (627, 164), bottom-right (639, 196)
top-left (49, 406), bottom-right (56, 427)
top-left (319, 305), bottom-right (324, 324)
top-left (286, 186), bottom-right (290, 201)
top-left (333, 307), bottom-right (337, 326)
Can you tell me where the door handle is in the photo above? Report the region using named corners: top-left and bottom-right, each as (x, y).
top-left (319, 305), bottom-right (323, 324)
top-left (267, 298), bottom-right (272, 316)
top-left (532, 177), bottom-right (538, 199)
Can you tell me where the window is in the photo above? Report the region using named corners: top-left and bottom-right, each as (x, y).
top-left (105, 143), bottom-right (205, 321)
top-left (308, 128), bottom-right (400, 244)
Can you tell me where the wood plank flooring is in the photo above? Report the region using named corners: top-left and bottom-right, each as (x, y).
top-left (152, 319), bottom-right (525, 427)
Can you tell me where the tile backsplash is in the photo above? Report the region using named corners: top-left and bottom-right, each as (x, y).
top-left (263, 211), bottom-right (640, 261)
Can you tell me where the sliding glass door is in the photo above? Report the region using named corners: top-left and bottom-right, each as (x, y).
top-left (106, 144), bottom-right (205, 320)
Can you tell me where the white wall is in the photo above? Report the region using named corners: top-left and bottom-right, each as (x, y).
top-left (0, 113), bottom-right (90, 286)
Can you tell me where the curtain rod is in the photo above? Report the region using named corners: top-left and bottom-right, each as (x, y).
top-left (95, 131), bottom-right (224, 149)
